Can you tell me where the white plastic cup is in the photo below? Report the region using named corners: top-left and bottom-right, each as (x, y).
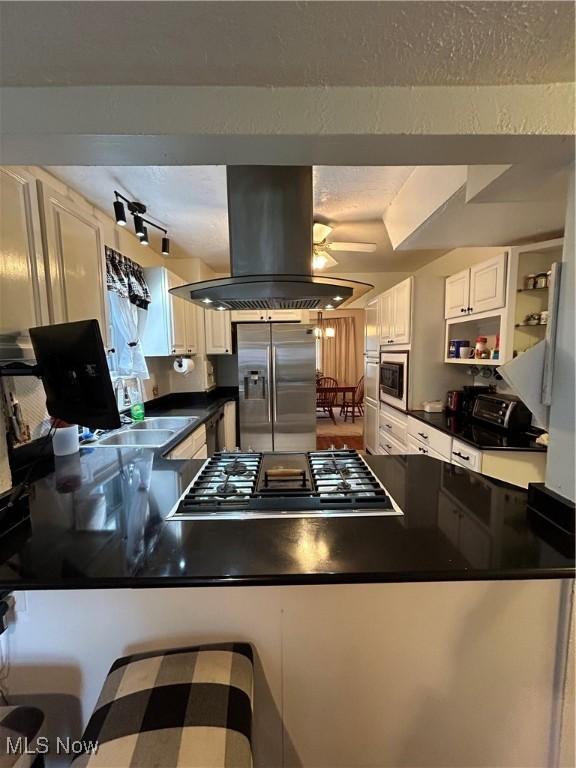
top-left (52, 424), bottom-right (79, 456)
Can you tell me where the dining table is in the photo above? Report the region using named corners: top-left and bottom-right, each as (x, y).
top-left (316, 384), bottom-right (358, 423)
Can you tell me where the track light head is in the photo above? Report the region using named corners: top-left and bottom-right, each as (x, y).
top-left (161, 236), bottom-right (170, 256)
top-left (113, 200), bottom-right (127, 226)
top-left (134, 215), bottom-right (145, 238)
top-left (140, 226), bottom-right (149, 246)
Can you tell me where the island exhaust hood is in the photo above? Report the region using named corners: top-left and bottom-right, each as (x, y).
top-left (170, 166), bottom-right (373, 310)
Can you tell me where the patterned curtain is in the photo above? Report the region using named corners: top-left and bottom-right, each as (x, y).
top-left (319, 316), bottom-right (359, 386)
top-left (105, 247), bottom-right (151, 309)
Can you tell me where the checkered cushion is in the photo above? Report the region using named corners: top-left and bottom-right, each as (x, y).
top-left (72, 643), bottom-right (253, 768)
top-left (0, 706), bottom-right (45, 768)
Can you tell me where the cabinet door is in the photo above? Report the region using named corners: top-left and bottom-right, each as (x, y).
top-left (166, 271), bottom-right (187, 354)
top-left (205, 309), bottom-right (232, 354)
top-left (184, 302), bottom-right (199, 354)
top-left (231, 310), bottom-right (266, 322)
top-left (364, 297), bottom-right (379, 354)
top-left (0, 168), bottom-right (48, 359)
top-left (392, 278), bottom-right (412, 344)
top-left (223, 401), bottom-right (237, 450)
top-left (364, 400), bottom-right (378, 454)
top-left (445, 269), bottom-right (470, 319)
top-left (469, 253), bottom-right (507, 315)
top-left (40, 182), bottom-right (111, 349)
top-left (379, 290), bottom-right (394, 343)
top-left (364, 357), bottom-right (379, 405)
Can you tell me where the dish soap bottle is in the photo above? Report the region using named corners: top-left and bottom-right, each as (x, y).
top-left (129, 383), bottom-right (145, 421)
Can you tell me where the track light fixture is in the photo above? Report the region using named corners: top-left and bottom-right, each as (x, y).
top-left (113, 191), bottom-right (170, 255)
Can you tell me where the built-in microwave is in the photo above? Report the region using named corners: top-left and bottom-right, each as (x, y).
top-left (379, 350), bottom-right (409, 411)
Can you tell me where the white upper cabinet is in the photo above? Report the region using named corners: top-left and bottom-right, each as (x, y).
top-left (444, 253), bottom-right (507, 318)
top-left (184, 302), bottom-right (201, 355)
top-left (39, 181), bottom-right (111, 350)
top-left (444, 269), bottom-right (471, 318)
top-left (142, 267), bottom-right (187, 356)
top-left (364, 297), bottom-right (379, 355)
top-left (468, 253), bottom-right (507, 315)
top-left (392, 277), bottom-right (412, 345)
top-left (205, 309), bottom-right (232, 354)
top-left (0, 168), bottom-right (48, 359)
top-left (379, 290), bottom-right (394, 344)
top-left (379, 277), bottom-right (413, 345)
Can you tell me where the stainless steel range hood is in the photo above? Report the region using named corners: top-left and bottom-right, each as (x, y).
top-left (170, 166), bottom-right (373, 310)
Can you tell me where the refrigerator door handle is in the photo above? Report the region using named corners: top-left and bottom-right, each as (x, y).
top-left (271, 345), bottom-right (278, 423)
top-left (266, 347), bottom-right (273, 423)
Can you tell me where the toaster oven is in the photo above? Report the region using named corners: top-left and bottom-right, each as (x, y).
top-left (472, 394), bottom-right (532, 431)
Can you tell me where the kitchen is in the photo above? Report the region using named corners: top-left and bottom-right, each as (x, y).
top-left (0, 2), bottom-right (575, 767)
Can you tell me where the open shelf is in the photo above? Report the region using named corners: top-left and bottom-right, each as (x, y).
top-left (515, 323), bottom-right (547, 329)
top-left (516, 287), bottom-right (548, 293)
top-left (444, 358), bottom-right (498, 365)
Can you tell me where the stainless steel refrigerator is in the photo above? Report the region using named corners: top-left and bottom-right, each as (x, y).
top-left (237, 323), bottom-right (316, 451)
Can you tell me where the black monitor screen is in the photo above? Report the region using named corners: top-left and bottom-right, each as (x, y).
top-left (29, 320), bottom-right (121, 430)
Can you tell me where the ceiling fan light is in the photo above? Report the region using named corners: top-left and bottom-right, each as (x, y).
top-left (313, 222), bottom-right (333, 244)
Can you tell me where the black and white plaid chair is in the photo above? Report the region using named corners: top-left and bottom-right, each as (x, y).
top-left (72, 643), bottom-right (254, 768)
top-left (0, 705), bottom-right (45, 768)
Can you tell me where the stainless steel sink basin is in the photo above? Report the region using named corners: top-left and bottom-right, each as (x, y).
top-left (130, 417), bottom-right (196, 431)
top-left (96, 429), bottom-right (176, 447)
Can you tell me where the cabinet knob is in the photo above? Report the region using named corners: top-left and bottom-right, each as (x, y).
top-left (460, 308), bottom-right (466, 313)
top-left (468, 307), bottom-right (473, 313)
top-left (418, 432), bottom-right (429, 440)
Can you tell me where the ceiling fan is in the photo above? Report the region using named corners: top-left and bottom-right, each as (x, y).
top-left (312, 222), bottom-right (377, 271)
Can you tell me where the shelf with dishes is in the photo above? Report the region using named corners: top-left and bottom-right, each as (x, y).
top-left (444, 311), bottom-right (504, 365)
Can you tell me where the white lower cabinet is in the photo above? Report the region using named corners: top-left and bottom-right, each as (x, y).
top-left (167, 424), bottom-right (207, 460)
top-left (407, 435), bottom-right (446, 461)
top-left (379, 430), bottom-right (406, 456)
top-left (364, 400), bottom-right (378, 454)
top-left (451, 439), bottom-right (482, 472)
top-left (407, 417), bottom-right (452, 460)
top-left (223, 401), bottom-right (237, 450)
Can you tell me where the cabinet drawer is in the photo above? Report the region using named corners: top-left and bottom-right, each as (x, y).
top-left (378, 430), bottom-right (407, 456)
top-left (407, 435), bottom-right (447, 462)
top-left (451, 438), bottom-right (482, 472)
top-left (379, 406), bottom-right (407, 445)
top-left (407, 417), bottom-right (452, 459)
top-left (168, 424), bottom-right (207, 460)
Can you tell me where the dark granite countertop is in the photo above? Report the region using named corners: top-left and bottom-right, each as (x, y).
top-left (408, 411), bottom-right (547, 452)
top-left (0, 440), bottom-right (572, 589)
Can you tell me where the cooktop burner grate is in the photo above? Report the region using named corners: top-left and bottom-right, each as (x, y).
top-left (169, 450), bottom-right (402, 520)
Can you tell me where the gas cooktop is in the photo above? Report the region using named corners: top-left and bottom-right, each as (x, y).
top-left (168, 450), bottom-right (403, 520)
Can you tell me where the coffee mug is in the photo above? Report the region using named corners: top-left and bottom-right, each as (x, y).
top-left (459, 346), bottom-right (472, 359)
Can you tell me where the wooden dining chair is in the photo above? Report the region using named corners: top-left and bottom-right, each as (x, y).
top-left (316, 376), bottom-right (338, 424)
top-left (341, 375), bottom-right (365, 422)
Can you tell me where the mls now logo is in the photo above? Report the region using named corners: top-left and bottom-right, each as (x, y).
top-left (6, 736), bottom-right (99, 756)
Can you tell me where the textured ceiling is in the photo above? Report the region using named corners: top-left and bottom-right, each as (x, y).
top-left (1, 1), bottom-right (573, 87)
top-left (49, 165), bottom-right (445, 272)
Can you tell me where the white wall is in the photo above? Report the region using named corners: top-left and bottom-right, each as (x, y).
top-left (546, 165), bottom-right (575, 502)
top-left (3, 580), bottom-right (569, 768)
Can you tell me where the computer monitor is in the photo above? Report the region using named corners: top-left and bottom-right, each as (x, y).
top-left (29, 320), bottom-right (121, 430)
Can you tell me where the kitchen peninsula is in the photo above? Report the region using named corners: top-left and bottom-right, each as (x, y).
top-left (0, 440), bottom-right (572, 590)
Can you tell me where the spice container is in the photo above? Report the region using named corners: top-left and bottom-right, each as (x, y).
top-left (474, 336), bottom-right (488, 359)
top-left (524, 274), bottom-right (536, 290)
top-left (535, 272), bottom-right (548, 289)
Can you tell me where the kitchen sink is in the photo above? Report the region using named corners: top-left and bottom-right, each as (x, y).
top-left (130, 417), bottom-right (197, 431)
top-left (96, 429), bottom-right (176, 447)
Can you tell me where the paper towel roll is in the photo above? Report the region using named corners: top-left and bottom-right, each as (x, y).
top-left (173, 357), bottom-right (195, 375)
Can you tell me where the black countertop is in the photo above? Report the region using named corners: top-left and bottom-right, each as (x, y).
top-left (0, 435), bottom-right (572, 589)
top-left (408, 411), bottom-right (547, 452)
